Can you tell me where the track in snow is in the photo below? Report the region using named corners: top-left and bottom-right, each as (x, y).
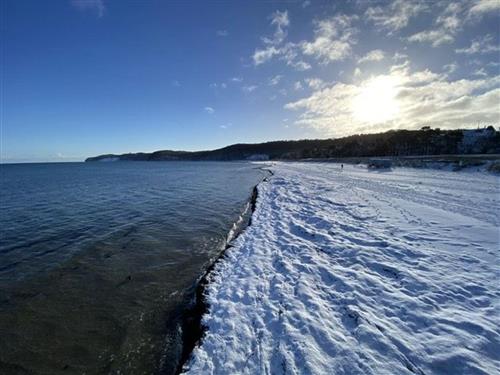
top-left (183, 162), bottom-right (500, 375)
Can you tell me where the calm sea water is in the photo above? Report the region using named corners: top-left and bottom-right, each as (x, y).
top-left (0, 161), bottom-right (265, 374)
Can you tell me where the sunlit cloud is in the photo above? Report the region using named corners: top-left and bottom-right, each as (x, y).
top-left (408, 29), bottom-right (455, 47)
top-left (455, 35), bottom-right (500, 54)
top-left (266, 10), bottom-right (290, 45)
top-left (301, 15), bottom-right (358, 64)
top-left (253, 46), bottom-right (280, 65)
top-left (268, 75), bottom-right (283, 86)
top-left (285, 62), bottom-right (500, 136)
top-left (468, 0), bottom-right (500, 16)
top-left (365, 0), bottom-right (427, 33)
top-left (253, 11), bottom-right (358, 69)
top-left (242, 85), bottom-right (258, 93)
top-left (304, 78), bottom-right (327, 90)
top-left (391, 52), bottom-right (408, 62)
top-left (294, 81), bottom-right (303, 90)
top-left (443, 62), bottom-right (459, 74)
top-left (289, 60), bottom-right (312, 71)
top-left (408, 2), bottom-right (462, 47)
top-left (204, 106), bottom-right (215, 114)
top-left (358, 49), bottom-right (385, 64)
top-left (249, 1), bottom-right (498, 137)
top-left (473, 68), bottom-right (488, 77)
top-left (71, 0), bottom-right (105, 18)
top-left (216, 30), bottom-right (229, 37)
top-left (252, 11), bottom-right (311, 71)
top-left (252, 10), bottom-right (290, 66)
top-left (251, 11), bottom-right (317, 70)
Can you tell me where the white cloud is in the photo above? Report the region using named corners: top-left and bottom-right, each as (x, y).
top-left (408, 2), bottom-right (463, 47)
top-left (469, 0), bottom-right (500, 15)
top-left (280, 44), bottom-right (313, 70)
top-left (172, 80), bottom-right (181, 87)
top-left (455, 35), bottom-right (500, 54)
top-left (253, 46), bottom-right (280, 65)
top-left (269, 75), bottom-right (283, 86)
top-left (392, 52), bottom-right (408, 61)
top-left (304, 78), bottom-right (327, 90)
top-left (408, 30), bottom-right (454, 47)
top-left (253, 42), bottom-right (311, 72)
top-left (253, 11), bottom-right (358, 69)
top-left (301, 15), bottom-right (358, 63)
top-left (263, 10), bottom-right (290, 46)
top-left (252, 10), bottom-right (290, 66)
top-left (358, 49), bottom-right (385, 64)
top-left (294, 81), bottom-right (304, 90)
top-left (242, 85), bottom-right (258, 93)
top-left (365, 0), bottom-right (427, 33)
top-left (284, 63), bottom-right (500, 136)
top-left (71, 0), bottom-right (105, 17)
top-left (231, 77), bottom-right (243, 83)
top-left (289, 60), bottom-right (312, 71)
top-left (204, 106), bottom-right (215, 114)
top-left (473, 68), bottom-right (488, 77)
top-left (216, 30), bottom-right (229, 37)
top-left (436, 2), bottom-right (462, 30)
top-left (253, 13), bottom-right (358, 68)
top-left (443, 62), bottom-right (458, 74)
top-left (302, 1), bottom-right (311, 8)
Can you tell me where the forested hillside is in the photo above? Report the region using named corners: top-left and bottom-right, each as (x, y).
top-left (86, 127), bottom-right (500, 162)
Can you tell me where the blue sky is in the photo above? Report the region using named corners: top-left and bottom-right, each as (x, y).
top-left (2, 0), bottom-right (499, 162)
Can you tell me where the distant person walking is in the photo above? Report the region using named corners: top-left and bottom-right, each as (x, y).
top-left (341, 164), bottom-right (344, 171)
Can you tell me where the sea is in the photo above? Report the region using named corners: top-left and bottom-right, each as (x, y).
top-left (0, 161), bottom-right (266, 374)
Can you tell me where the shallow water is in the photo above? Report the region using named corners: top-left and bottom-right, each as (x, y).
top-left (0, 161), bottom-right (265, 374)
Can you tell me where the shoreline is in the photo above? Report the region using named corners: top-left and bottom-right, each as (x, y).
top-left (175, 168), bottom-right (270, 374)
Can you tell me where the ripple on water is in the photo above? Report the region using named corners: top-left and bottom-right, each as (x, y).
top-left (0, 161), bottom-right (265, 374)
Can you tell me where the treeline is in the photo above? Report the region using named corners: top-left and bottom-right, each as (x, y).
top-left (85, 127), bottom-right (500, 162)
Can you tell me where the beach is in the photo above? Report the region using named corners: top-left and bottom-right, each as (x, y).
top-left (183, 162), bottom-right (500, 374)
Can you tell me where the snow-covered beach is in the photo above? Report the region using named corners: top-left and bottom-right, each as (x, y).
top-left (183, 162), bottom-right (499, 375)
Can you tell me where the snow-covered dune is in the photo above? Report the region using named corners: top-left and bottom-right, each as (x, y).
top-left (183, 163), bottom-right (500, 375)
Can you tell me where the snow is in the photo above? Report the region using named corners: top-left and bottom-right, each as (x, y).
top-left (183, 162), bottom-right (500, 375)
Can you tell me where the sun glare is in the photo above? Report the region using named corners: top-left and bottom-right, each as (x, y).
top-left (351, 76), bottom-right (400, 124)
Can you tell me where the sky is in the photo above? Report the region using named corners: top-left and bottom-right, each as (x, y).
top-left (1, 0), bottom-right (499, 162)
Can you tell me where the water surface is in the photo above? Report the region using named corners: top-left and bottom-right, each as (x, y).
top-left (0, 161), bottom-right (265, 374)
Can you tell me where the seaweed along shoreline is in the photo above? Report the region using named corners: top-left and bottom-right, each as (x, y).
top-left (175, 167), bottom-right (273, 374)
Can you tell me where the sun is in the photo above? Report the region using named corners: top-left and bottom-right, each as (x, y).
top-left (351, 75), bottom-right (401, 124)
